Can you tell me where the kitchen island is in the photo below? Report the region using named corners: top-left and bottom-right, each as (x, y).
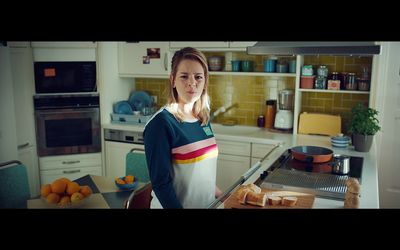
top-left (211, 124), bottom-right (379, 209)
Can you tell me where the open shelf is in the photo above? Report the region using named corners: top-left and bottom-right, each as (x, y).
top-left (298, 88), bottom-right (370, 94)
top-left (209, 71), bottom-right (296, 77)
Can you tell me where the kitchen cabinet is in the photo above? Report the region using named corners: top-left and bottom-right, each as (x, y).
top-left (217, 154), bottom-right (250, 193)
top-left (104, 141), bottom-right (145, 178)
top-left (39, 153), bottom-right (102, 184)
top-left (170, 42), bottom-right (229, 49)
top-left (9, 45), bottom-right (40, 197)
top-left (251, 143), bottom-right (278, 166)
top-left (30, 42), bottom-right (97, 48)
top-left (118, 42), bottom-right (170, 78)
top-left (169, 41), bottom-right (257, 51)
top-left (32, 42), bottom-right (97, 62)
top-left (216, 140), bottom-right (251, 192)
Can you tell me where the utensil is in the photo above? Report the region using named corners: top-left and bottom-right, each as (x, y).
top-left (291, 146), bottom-right (333, 163)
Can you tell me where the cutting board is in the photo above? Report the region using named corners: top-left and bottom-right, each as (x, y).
top-left (298, 112), bottom-right (341, 136)
top-left (224, 188), bottom-right (315, 209)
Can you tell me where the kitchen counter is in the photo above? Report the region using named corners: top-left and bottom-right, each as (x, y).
top-left (213, 127), bottom-right (379, 209)
top-left (102, 122), bottom-right (379, 208)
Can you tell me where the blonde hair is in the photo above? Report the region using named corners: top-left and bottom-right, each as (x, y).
top-left (167, 47), bottom-right (210, 126)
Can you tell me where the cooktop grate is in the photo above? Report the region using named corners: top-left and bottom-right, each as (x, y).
top-left (260, 168), bottom-right (351, 200)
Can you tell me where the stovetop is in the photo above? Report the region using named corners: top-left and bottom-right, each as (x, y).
top-left (257, 149), bottom-right (363, 200)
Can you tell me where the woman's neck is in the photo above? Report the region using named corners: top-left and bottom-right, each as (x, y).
top-left (167, 103), bottom-right (197, 120)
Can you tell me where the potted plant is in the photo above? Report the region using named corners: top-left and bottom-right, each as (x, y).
top-left (348, 103), bottom-right (381, 152)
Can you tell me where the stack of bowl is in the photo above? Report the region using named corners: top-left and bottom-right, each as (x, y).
top-left (331, 134), bottom-right (351, 148)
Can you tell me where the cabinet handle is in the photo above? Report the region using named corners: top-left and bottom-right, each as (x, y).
top-left (62, 169), bottom-right (81, 174)
top-left (62, 160), bottom-right (81, 165)
top-left (17, 142), bottom-right (30, 149)
top-left (164, 52), bottom-right (168, 71)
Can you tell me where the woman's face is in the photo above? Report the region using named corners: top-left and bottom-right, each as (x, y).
top-left (172, 59), bottom-right (206, 105)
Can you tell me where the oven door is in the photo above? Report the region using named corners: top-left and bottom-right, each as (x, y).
top-left (35, 107), bottom-right (101, 156)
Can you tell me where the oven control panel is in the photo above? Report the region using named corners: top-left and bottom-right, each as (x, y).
top-left (104, 129), bottom-right (144, 144)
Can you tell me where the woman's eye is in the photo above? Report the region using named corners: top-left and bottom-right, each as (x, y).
top-left (180, 75), bottom-right (188, 79)
top-left (195, 76), bottom-right (203, 80)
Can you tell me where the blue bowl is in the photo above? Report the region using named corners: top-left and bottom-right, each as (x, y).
top-left (115, 176), bottom-right (139, 190)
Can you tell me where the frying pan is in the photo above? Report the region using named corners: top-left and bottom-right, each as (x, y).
top-left (291, 146), bottom-right (333, 163)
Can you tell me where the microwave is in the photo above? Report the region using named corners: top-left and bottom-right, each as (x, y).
top-left (34, 61), bottom-right (97, 94)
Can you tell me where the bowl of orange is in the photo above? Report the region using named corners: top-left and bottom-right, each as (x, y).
top-left (115, 175), bottom-right (138, 190)
top-left (40, 177), bottom-right (93, 208)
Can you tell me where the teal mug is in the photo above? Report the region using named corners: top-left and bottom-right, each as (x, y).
top-left (231, 60), bottom-right (241, 72)
top-left (241, 60), bottom-right (254, 72)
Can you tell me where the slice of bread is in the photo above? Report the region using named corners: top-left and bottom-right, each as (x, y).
top-left (246, 191), bottom-right (267, 207)
top-left (282, 196), bottom-right (298, 207)
top-left (238, 189), bottom-right (250, 204)
top-left (267, 195), bottom-right (282, 206)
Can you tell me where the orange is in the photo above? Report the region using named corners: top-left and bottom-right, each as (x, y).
top-left (59, 196), bottom-right (71, 206)
top-left (116, 178), bottom-right (126, 185)
top-left (58, 177), bottom-right (72, 185)
top-left (71, 192), bottom-right (85, 203)
top-left (66, 181), bottom-right (81, 195)
top-left (80, 185), bottom-right (92, 197)
top-left (40, 184), bottom-right (52, 198)
top-left (46, 193), bottom-right (60, 204)
top-left (51, 179), bottom-right (67, 194)
top-left (124, 175), bottom-right (135, 184)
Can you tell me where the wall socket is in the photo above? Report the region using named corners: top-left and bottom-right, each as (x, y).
top-left (151, 95), bottom-right (157, 104)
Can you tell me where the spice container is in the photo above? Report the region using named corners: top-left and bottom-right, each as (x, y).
top-left (264, 100), bottom-right (276, 129)
top-left (357, 78), bottom-right (370, 91)
top-left (257, 115), bottom-right (265, 127)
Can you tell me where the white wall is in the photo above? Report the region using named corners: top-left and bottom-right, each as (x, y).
top-left (0, 46), bottom-right (18, 162)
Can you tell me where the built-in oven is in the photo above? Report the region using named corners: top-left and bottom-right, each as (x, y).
top-left (34, 94), bottom-right (101, 156)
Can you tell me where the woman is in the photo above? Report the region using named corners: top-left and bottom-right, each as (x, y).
top-left (144, 47), bottom-right (222, 208)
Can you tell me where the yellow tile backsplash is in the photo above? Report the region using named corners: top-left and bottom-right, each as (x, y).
top-left (134, 55), bottom-right (372, 130)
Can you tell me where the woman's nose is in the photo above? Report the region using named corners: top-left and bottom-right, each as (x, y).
top-left (188, 77), bottom-right (196, 86)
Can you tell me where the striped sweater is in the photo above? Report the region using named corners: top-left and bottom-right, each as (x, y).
top-left (144, 108), bottom-right (218, 208)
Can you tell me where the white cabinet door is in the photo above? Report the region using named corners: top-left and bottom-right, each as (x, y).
top-left (10, 47), bottom-right (36, 148)
top-left (229, 42), bottom-right (257, 48)
top-left (251, 143), bottom-right (276, 158)
top-left (105, 141), bottom-right (145, 178)
top-left (217, 154), bottom-right (250, 193)
top-left (118, 42), bottom-right (170, 77)
top-left (18, 145), bottom-right (40, 197)
top-left (170, 42), bottom-right (229, 49)
top-left (216, 139), bottom-right (251, 157)
top-left (39, 153), bottom-right (102, 184)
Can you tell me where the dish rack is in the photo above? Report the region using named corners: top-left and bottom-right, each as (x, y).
top-left (110, 113), bottom-right (153, 125)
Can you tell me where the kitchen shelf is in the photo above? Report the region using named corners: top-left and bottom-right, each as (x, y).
top-left (298, 89), bottom-right (370, 94)
top-left (209, 71), bottom-right (296, 77)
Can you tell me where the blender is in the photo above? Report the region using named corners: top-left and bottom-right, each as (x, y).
top-left (274, 89), bottom-right (294, 129)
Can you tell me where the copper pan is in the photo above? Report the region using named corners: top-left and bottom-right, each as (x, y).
top-left (291, 146), bottom-right (333, 163)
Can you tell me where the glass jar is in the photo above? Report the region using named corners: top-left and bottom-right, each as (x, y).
top-left (317, 65), bottom-right (328, 78)
top-left (346, 73), bottom-right (357, 90)
top-left (357, 78), bottom-right (370, 91)
top-left (315, 76), bottom-right (326, 89)
top-left (339, 72), bottom-right (348, 90)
